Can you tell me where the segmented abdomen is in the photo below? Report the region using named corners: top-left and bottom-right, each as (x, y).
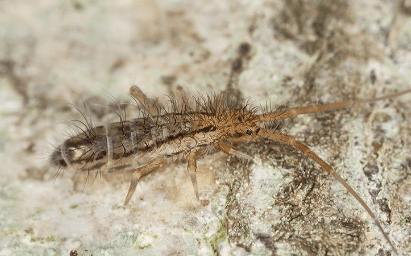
top-left (50, 114), bottom-right (195, 172)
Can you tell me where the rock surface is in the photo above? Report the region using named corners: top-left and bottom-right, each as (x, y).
top-left (1, 0), bottom-right (411, 255)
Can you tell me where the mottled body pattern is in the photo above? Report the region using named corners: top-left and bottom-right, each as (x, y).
top-left (50, 86), bottom-right (411, 254)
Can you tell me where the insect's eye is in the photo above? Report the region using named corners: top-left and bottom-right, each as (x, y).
top-left (246, 130), bottom-right (253, 135)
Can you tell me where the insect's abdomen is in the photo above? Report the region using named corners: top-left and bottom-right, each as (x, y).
top-left (50, 115), bottom-right (195, 172)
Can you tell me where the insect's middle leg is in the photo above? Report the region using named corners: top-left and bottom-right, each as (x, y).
top-left (124, 156), bottom-right (167, 206)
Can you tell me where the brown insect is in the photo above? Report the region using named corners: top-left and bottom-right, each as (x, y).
top-left (50, 85), bottom-right (411, 254)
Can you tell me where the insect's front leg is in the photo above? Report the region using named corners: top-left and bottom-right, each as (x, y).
top-left (215, 142), bottom-right (261, 165)
top-left (124, 156), bottom-right (167, 206)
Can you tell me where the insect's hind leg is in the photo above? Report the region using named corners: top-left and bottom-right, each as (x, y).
top-left (124, 157), bottom-right (167, 206)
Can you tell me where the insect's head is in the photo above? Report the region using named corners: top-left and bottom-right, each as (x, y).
top-left (223, 110), bottom-right (260, 141)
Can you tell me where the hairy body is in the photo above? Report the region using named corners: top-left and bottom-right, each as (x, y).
top-left (50, 86), bottom-right (411, 254)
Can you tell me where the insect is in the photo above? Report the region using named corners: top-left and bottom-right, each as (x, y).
top-left (50, 85), bottom-right (411, 254)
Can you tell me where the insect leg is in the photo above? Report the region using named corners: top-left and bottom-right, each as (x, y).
top-left (124, 156), bottom-right (167, 206)
top-left (256, 129), bottom-right (398, 254)
top-left (215, 142), bottom-right (261, 165)
top-left (129, 85), bottom-right (162, 117)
